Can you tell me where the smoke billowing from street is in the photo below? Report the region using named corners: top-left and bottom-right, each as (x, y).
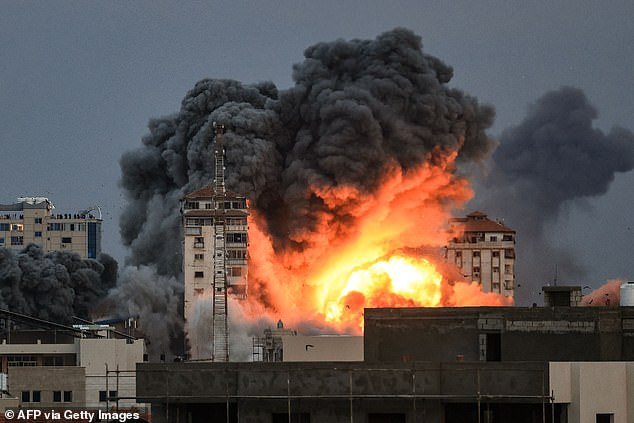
top-left (473, 87), bottom-right (634, 302)
top-left (0, 245), bottom-right (116, 323)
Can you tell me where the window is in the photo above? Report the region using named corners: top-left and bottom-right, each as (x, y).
top-left (184, 201), bottom-right (199, 210)
top-left (11, 236), bottom-right (23, 245)
top-left (492, 251), bottom-right (499, 257)
top-left (473, 251), bottom-right (480, 257)
top-left (63, 391), bottom-right (72, 402)
top-left (194, 237), bottom-right (204, 248)
top-left (22, 391), bottom-right (30, 402)
top-left (0, 238), bottom-right (4, 245)
top-left (0, 223), bottom-right (9, 231)
top-left (230, 267), bottom-right (242, 277)
top-left (53, 391), bottom-right (61, 402)
top-left (490, 236), bottom-right (497, 242)
top-left (34, 231), bottom-right (42, 237)
top-left (194, 253), bottom-right (204, 260)
top-left (109, 390), bottom-right (117, 399)
top-left (596, 414), bottom-right (614, 423)
top-left (455, 251), bottom-right (462, 257)
top-left (227, 249), bottom-right (247, 259)
top-left (32, 391), bottom-right (41, 402)
top-left (505, 264), bottom-right (512, 274)
top-left (185, 226), bottom-right (202, 236)
top-left (99, 391), bottom-right (107, 402)
top-left (11, 224), bottom-right (23, 231)
top-left (502, 235), bottom-right (514, 241)
top-left (62, 237), bottom-right (72, 243)
top-left (34, 217), bottom-right (42, 224)
top-left (226, 232), bottom-right (247, 243)
top-left (493, 267), bottom-right (499, 273)
top-left (194, 271), bottom-right (204, 278)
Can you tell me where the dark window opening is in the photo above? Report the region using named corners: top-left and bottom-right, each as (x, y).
top-left (596, 414), bottom-right (614, 423)
top-left (21, 391), bottom-right (30, 402)
top-left (53, 391), bottom-right (61, 402)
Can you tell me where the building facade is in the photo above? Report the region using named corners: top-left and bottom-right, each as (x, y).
top-left (1, 331), bottom-right (147, 413)
top-left (445, 211), bottom-right (515, 297)
top-left (137, 305), bottom-right (634, 423)
top-left (0, 197), bottom-right (102, 259)
top-left (182, 185), bottom-right (248, 361)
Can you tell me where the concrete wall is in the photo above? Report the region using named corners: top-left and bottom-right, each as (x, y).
top-left (364, 307), bottom-right (634, 363)
top-left (281, 336), bottom-right (363, 362)
top-left (137, 361), bottom-right (548, 423)
top-left (550, 362), bottom-right (634, 423)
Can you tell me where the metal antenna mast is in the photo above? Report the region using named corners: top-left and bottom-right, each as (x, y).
top-left (212, 122), bottom-right (229, 362)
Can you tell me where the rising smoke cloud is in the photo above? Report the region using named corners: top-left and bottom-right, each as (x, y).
top-left (116, 28), bottom-right (496, 353)
top-left (119, 27), bottom-right (494, 273)
top-left (472, 87), bottom-right (634, 302)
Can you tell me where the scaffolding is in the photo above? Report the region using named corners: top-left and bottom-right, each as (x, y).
top-left (212, 123), bottom-right (229, 362)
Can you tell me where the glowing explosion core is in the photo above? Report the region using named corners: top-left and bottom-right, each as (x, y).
top-left (241, 149), bottom-right (513, 334)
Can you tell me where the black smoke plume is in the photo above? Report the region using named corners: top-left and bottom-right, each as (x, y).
top-left (115, 28), bottom-right (496, 354)
top-left (0, 244), bottom-right (117, 323)
top-left (473, 87), bottom-right (634, 303)
top-left (119, 27), bottom-right (494, 274)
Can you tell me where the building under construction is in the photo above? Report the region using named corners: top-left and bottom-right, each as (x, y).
top-left (182, 124), bottom-right (249, 361)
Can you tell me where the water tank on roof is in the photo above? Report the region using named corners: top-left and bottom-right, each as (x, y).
top-left (620, 281), bottom-right (634, 306)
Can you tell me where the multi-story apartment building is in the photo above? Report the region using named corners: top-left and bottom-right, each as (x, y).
top-left (182, 185), bottom-right (249, 323)
top-left (0, 311), bottom-right (147, 414)
top-left (445, 211), bottom-right (515, 297)
top-left (0, 197), bottom-right (102, 259)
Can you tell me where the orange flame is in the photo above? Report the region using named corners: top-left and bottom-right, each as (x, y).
top-left (244, 149), bottom-right (512, 333)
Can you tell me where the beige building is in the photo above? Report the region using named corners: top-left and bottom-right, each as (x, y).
top-left (550, 361), bottom-right (634, 423)
top-left (182, 186), bottom-right (249, 321)
top-left (0, 197), bottom-right (102, 259)
top-left (445, 211), bottom-right (515, 297)
top-left (2, 330), bottom-right (147, 413)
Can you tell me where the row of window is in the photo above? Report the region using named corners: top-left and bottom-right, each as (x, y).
top-left (185, 217), bottom-right (247, 226)
top-left (184, 200), bottom-right (247, 210)
top-left (193, 250), bottom-right (247, 261)
top-left (1, 222), bottom-right (89, 232)
top-left (455, 249), bottom-right (514, 258)
top-left (48, 223), bottom-right (87, 231)
top-left (194, 267), bottom-right (244, 278)
top-left (0, 235), bottom-right (73, 245)
top-left (193, 233), bottom-right (247, 247)
top-left (22, 390), bottom-right (72, 403)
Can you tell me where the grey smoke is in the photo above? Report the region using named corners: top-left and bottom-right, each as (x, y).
top-left (119, 27), bottom-right (494, 273)
top-left (116, 28), bottom-right (496, 353)
top-left (0, 244), bottom-right (117, 323)
top-left (473, 87), bottom-right (634, 302)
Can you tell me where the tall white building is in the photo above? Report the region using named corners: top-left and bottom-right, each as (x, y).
top-left (445, 211), bottom-right (515, 297)
top-left (0, 197), bottom-right (102, 259)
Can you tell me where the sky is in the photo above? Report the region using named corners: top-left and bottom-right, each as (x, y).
top-left (1, 1), bottom-right (633, 302)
